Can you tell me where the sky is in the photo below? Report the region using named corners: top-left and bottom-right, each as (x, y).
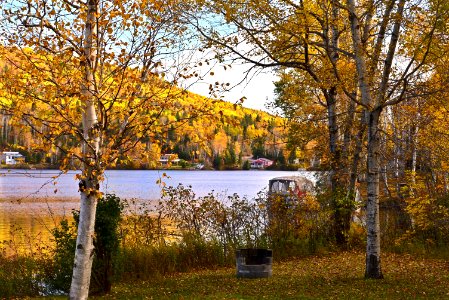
top-left (184, 60), bottom-right (279, 112)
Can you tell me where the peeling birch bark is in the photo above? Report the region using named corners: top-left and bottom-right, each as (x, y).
top-left (70, 0), bottom-right (100, 298)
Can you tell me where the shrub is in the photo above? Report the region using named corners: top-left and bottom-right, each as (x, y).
top-left (0, 226), bottom-right (54, 298)
top-left (347, 223), bottom-right (366, 250)
top-left (393, 173), bottom-right (449, 251)
top-left (91, 194), bottom-right (124, 295)
top-left (0, 254), bottom-right (46, 297)
top-left (46, 194), bottom-right (124, 296)
top-left (45, 218), bottom-right (77, 294)
top-left (159, 184), bottom-right (335, 260)
top-left (267, 192), bottom-right (333, 257)
top-left (160, 185), bottom-right (268, 251)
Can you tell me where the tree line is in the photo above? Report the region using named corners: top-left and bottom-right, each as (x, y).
top-left (0, 95), bottom-right (291, 169)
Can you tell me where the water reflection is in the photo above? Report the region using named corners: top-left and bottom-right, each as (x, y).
top-left (0, 198), bottom-right (78, 255)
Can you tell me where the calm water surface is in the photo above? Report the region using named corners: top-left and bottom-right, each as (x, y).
top-left (0, 169), bottom-right (315, 247)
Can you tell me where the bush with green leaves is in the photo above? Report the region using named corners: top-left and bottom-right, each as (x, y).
top-left (91, 194), bottom-right (124, 295)
top-left (46, 218), bottom-right (77, 294)
top-left (46, 193), bottom-right (124, 296)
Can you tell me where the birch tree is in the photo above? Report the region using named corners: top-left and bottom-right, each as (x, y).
top-left (0, 0), bottom-right (203, 297)
top-left (344, 0), bottom-right (445, 278)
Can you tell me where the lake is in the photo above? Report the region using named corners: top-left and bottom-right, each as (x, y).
top-left (0, 169), bottom-right (316, 250)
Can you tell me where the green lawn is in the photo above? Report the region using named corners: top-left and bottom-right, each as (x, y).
top-left (38, 251), bottom-right (449, 299)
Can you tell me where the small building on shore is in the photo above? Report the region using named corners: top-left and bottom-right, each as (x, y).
top-left (158, 153), bottom-right (180, 167)
top-left (250, 158), bottom-right (274, 169)
top-left (1, 151), bottom-right (25, 165)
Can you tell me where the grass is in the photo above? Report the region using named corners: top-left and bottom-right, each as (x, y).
top-left (31, 251), bottom-right (449, 299)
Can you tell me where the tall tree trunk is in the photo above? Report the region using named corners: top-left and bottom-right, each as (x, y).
top-left (70, 1), bottom-right (100, 299)
top-left (347, 0), bottom-right (382, 278)
top-left (347, 0), bottom-right (405, 279)
top-left (326, 1), bottom-right (353, 247)
top-left (342, 93), bottom-right (356, 157)
top-left (365, 108), bottom-right (383, 279)
top-left (349, 121), bottom-right (364, 197)
top-left (325, 88), bottom-right (350, 246)
top-left (411, 100), bottom-right (419, 187)
top-left (411, 130), bottom-right (418, 184)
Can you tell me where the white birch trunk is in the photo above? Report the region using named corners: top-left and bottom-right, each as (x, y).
top-left (70, 0), bottom-right (100, 298)
top-left (347, 0), bottom-right (405, 279)
top-left (365, 108), bottom-right (383, 278)
top-left (346, 0), bottom-right (383, 279)
top-left (70, 192), bottom-right (98, 299)
top-left (411, 100), bottom-right (419, 187)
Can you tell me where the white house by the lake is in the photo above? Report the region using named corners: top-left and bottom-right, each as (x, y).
top-left (1, 151), bottom-right (25, 165)
top-left (158, 153), bottom-right (180, 167)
